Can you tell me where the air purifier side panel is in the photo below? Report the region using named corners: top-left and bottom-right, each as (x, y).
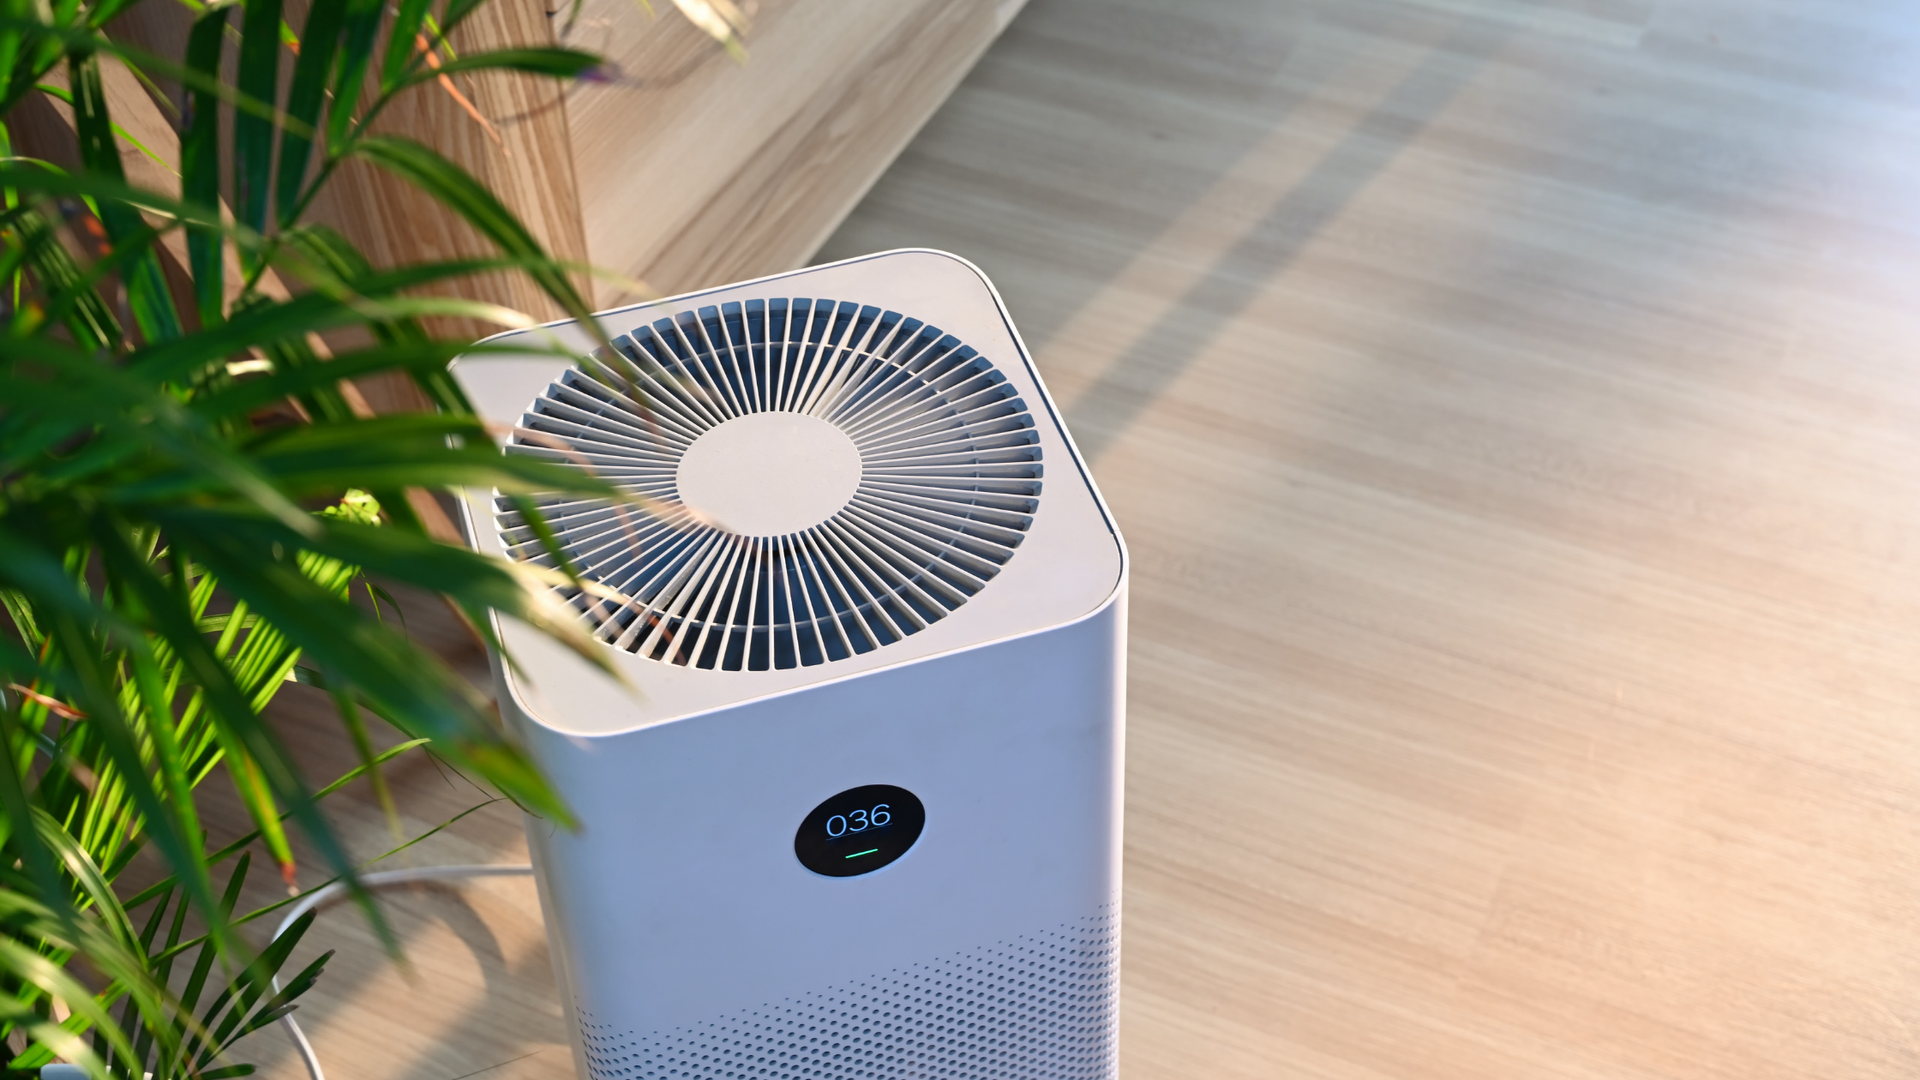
top-left (506, 593), bottom-right (1124, 1064)
top-left (484, 648), bottom-right (595, 1080)
top-left (532, 830), bottom-right (592, 1080)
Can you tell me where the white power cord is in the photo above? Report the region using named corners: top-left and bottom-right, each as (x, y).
top-left (271, 864), bottom-right (535, 1080)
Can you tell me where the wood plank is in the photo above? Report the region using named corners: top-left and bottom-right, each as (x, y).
top-left (816, 0), bottom-right (1920, 1077)
top-left (561, 0), bottom-right (1002, 303)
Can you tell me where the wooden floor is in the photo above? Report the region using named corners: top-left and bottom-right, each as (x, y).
top-left (243, 0), bottom-right (1920, 1077)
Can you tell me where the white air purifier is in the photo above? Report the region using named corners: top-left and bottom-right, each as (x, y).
top-left (452, 249), bottom-right (1126, 1080)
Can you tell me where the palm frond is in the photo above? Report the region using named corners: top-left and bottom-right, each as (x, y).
top-left (0, 0), bottom-right (664, 1070)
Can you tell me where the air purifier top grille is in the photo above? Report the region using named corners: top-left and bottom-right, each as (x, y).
top-left (498, 297), bottom-right (1044, 672)
top-left (455, 249), bottom-right (1123, 733)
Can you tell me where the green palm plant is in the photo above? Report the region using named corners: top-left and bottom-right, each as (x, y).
top-left (0, 0), bottom-right (660, 1074)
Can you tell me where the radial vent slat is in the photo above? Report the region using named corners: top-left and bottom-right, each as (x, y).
top-left (498, 297), bottom-right (1043, 672)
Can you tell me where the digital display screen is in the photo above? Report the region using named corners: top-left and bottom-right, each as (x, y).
top-left (794, 784), bottom-right (925, 877)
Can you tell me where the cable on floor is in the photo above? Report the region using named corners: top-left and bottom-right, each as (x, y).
top-left (271, 864), bottom-right (537, 1080)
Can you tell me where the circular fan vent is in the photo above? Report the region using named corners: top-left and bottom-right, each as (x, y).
top-left (499, 297), bottom-right (1043, 671)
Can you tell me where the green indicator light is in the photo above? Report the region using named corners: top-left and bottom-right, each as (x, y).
top-left (846, 848), bottom-right (880, 859)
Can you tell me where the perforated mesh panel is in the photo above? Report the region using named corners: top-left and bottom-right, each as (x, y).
top-left (574, 912), bottom-right (1117, 1079)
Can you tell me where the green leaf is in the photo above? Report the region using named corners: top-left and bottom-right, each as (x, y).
top-left (350, 135), bottom-right (597, 328)
top-left (171, 855), bottom-right (251, 1069)
top-left (233, 0), bottom-right (285, 241)
top-left (19, 590), bottom-right (221, 956)
top-left (0, 21), bottom-right (309, 135)
top-left (186, 342), bottom-right (533, 421)
top-left (0, 1), bottom-right (622, 1069)
top-left (156, 511), bottom-right (587, 825)
top-left (228, 947), bottom-right (331, 1045)
top-left (325, 0), bottom-right (386, 148)
top-left (0, 338), bottom-right (321, 536)
top-left (0, 17), bottom-right (75, 120)
top-left (437, 0), bottom-right (492, 42)
top-left (195, 910), bottom-right (312, 1059)
top-left (0, 835), bottom-right (155, 1072)
top-left (84, 0), bottom-right (156, 30)
top-left (234, 292), bottom-right (362, 423)
top-left (4, 202), bottom-right (121, 350)
top-left (33, 82), bottom-right (176, 174)
top-left (28, 213), bottom-right (174, 345)
top-left (67, 53), bottom-right (182, 344)
top-left (0, 996), bottom-right (112, 1080)
top-left (395, 46), bottom-right (597, 87)
top-left (275, 0), bottom-right (346, 227)
top-left (379, 0), bottom-right (433, 92)
top-left (90, 522), bottom-right (357, 901)
top-left (118, 737), bottom-right (429, 914)
top-left (332, 685), bottom-right (399, 835)
top-left (28, 806), bottom-right (139, 947)
top-left (0, 161), bottom-right (243, 242)
top-left (181, 3), bottom-right (230, 328)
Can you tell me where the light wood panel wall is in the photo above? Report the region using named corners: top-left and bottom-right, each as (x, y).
top-left (107, 0), bottom-right (588, 329)
top-left (101, 0), bottom-right (589, 411)
top-left (104, 0), bottom-right (1015, 350)
top-left (302, 0), bottom-right (592, 410)
top-left (310, 0), bottom-right (590, 325)
top-left (559, 0), bottom-right (1009, 304)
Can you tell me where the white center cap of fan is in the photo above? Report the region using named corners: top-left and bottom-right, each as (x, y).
top-left (676, 412), bottom-right (863, 536)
